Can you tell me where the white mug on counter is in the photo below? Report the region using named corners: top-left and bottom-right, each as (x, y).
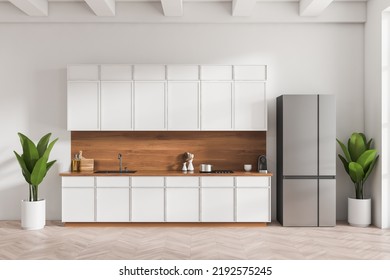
top-left (244, 164), bottom-right (252, 172)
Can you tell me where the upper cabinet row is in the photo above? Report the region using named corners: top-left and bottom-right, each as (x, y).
top-left (67, 64), bottom-right (267, 131)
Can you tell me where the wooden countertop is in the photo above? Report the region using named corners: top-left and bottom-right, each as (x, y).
top-left (60, 170), bottom-right (273, 177)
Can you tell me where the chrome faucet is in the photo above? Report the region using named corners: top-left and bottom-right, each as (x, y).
top-left (118, 153), bottom-right (122, 173)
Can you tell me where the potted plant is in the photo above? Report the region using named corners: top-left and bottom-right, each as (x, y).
top-left (337, 132), bottom-right (379, 227)
top-left (14, 132), bottom-right (58, 230)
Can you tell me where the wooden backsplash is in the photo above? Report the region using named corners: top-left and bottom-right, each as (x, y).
top-left (71, 131), bottom-right (266, 171)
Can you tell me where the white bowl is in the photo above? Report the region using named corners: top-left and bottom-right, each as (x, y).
top-left (244, 164), bottom-right (252, 172)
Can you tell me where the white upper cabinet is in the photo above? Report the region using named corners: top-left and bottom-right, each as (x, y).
top-left (167, 65), bottom-right (199, 80)
top-left (200, 65), bottom-right (233, 81)
top-left (134, 81), bottom-right (166, 130)
top-left (201, 82), bottom-right (232, 130)
top-left (100, 81), bottom-right (132, 130)
top-left (234, 65), bottom-right (267, 81)
top-left (101, 65), bottom-right (132, 81)
top-left (167, 81), bottom-right (199, 130)
top-left (234, 82), bottom-right (267, 130)
top-left (67, 81), bottom-right (100, 130)
top-left (67, 64), bottom-right (267, 131)
top-left (67, 65), bottom-right (99, 81)
top-left (133, 65), bottom-right (166, 80)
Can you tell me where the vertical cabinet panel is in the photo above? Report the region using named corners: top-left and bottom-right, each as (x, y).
top-left (167, 82), bottom-right (199, 130)
top-left (282, 95), bottom-right (318, 176)
top-left (166, 188), bottom-right (199, 222)
top-left (201, 82), bottom-right (232, 130)
top-left (62, 188), bottom-right (95, 222)
top-left (134, 82), bottom-right (166, 130)
top-left (319, 179), bottom-right (336, 226)
top-left (201, 188), bottom-right (234, 222)
top-left (100, 82), bottom-right (132, 130)
top-left (319, 95), bottom-right (336, 176)
top-left (96, 188), bottom-right (130, 222)
top-left (67, 81), bottom-right (100, 131)
top-left (236, 188), bottom-right (270, 222)
top-left (132, 188), bottom-right (165, 222)
top-left (234, 82), bottom-right (266, 130)
top-left (282, 179), bottom-right (318, 226)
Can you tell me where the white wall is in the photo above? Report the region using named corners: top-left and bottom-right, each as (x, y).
top-left (365, 0), bottom-right (390, 229)
top-left (0, 22), bottom-right (364, 221)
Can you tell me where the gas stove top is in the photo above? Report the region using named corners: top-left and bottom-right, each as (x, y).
top-left (200, 170), bottom-right (234, 174)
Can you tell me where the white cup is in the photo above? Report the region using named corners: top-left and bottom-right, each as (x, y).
top-left (244, 164), bottom-right (252, 172)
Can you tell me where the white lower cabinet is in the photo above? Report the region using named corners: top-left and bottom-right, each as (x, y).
top-left (61, 175), bottom-right (271, 223)
top-left (96, 188), bottom-right (130, 222)
top-left (132, 188), bottom-right (165, 222)
top-left (236, 188), bottom-right (270, 222)
top-left (201, 188), bottom-right (234, 222)
top-left (166, 188), bottom-right (199, 222)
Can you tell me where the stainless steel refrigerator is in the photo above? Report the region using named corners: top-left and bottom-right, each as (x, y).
top-left (276, 95), bottom-right (336, 226)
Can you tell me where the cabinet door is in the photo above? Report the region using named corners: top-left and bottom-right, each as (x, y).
top-left (132, 188), bottom-right (165, 222)
top-left (67, 65), bottom-right (99, 81)
top-left (200, 65), bottom-right (232, 81)
top-left (201, 188), bottom-right (234, 222)
top-left (201, 82), bottom-right (232, 130)
top-left (62, 188), bottom-right (95, 222)
top-left (134, 82), bottom-right (166, 130)
top-left (234, 66), bottom-right (267, 81)
top-left (166, 188), bottom-right (199, 222)
top-left (101, 65), bottom-right (132, 81)
top-left (67, 81), bottom-right (100, 130)
top-left (167, 65), bottom-right (199, 80)
top-left (96, 188), bottom-right (130, 222)
top-left (234, 82), bottom-right (266, 130)
top-left (101, 81), bottom-right (132, 130)
top-left (133, 65), bottom-right (165, 80)
top-left (236, 188), bottom-right (270, 222)
top-left (167, 81), bottom-right (199, 130)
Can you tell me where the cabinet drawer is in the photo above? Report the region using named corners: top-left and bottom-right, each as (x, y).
top-left (132, 177), bottom-right (165, 187)
top-left (166, 177), bottom-right (199, 187)
top-left (96, 177), bottom-right (130, 187)
top-left (101, 64), bottom-right (132, 81)
top-left (67, 65), bottom-right (99, 81)
top-left (236, 177), bottom-right (270, 187)
top-left (62, 177), bottom-right (95, 187)
top-left (167, 65), bottom-right (199, 80)
top-left (201, 177), bottom-right (234, 187)
top-left (200, 65), bottom-right (232, 81)
top-left (133, 65), bottom-right (166, 80)
top-left (234, 65), bottom-right (267, 81)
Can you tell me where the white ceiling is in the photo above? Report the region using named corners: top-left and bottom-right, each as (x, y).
top-left (0, 0), bottom-right (368, 21)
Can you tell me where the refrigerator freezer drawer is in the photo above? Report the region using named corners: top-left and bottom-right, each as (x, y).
top-left (319, 179), bottom-right (336, 226)
top-left (282, 179), bottom-right (318, 226)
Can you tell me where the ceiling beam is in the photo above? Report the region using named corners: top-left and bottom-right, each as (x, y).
top-left (161, 0), bottom-right (183, 17)
top-left (300, 0), bottom-right (334, 17)
top-left (232, 0), bottom-right (257, 17)
top-left (8, 0), bottom-right (48, 16)
top-left (84, 0), bottom-right (115, 16)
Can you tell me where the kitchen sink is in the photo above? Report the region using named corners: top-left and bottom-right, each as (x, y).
top-left (94, 170), bottom-right (137, 174)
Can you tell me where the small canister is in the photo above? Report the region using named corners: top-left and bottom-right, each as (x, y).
top-left (71, 159), bottom-right (80, 172)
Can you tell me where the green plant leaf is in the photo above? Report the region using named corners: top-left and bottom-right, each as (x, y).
top-left (14, 151), bottom-right (31, 184)
top-left (366, 138), bottom-right (373, 150)
top-left (338, 154), bottom-right (349, 174)
top-left (349, 162), bottom-right (364, 183)
top-left (348, 133), bottom-right (367, 161)
top-left (46, 160), bottom-right (56, 172)
top-left (357, 149), bottom-right (377, 172)
top-left (17, 133), bottom-right (39, 172)
top-left (30, 157), bottom-right (48, 186)
top-left (337, 139), bottom-right (352, 162)
top-left (41, 138), bottom-right (58, 162)
top-left (363, 155), bottom-right (379, 182)
top-left (37, 133), bottom-right (51, 158)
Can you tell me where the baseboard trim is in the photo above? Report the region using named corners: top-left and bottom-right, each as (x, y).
top-left (63, 222), bottom-right (267, 227)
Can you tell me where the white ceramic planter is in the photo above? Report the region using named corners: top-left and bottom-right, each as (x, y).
top-left (21, 199), bottom-right (46, 230)
top-left (348, 197), bottom-right (371, 227)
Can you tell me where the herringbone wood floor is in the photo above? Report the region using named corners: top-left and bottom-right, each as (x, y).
top-left (0, 221), bottom-right (389, 260)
